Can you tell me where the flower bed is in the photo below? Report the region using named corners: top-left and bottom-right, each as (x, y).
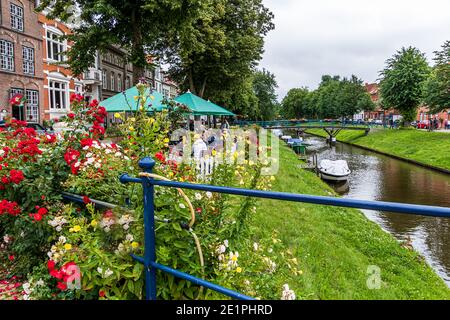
top-left (1, 83), bottom-right (296, 300)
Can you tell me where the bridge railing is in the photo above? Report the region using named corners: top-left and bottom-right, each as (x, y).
top-left (64, 156), bottom-right (450, 300)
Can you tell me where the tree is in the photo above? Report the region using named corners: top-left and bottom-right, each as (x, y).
top-left (424, 41), bottom-right (450, 114)
top-left (36, 0), bottom-right (209, 83)
top-left (159, 0), bottom-right (274, 113)
top-left (252, 69), bottom-right (279, 120)
top-left (379, 47), bottom-right (430, 126)
top-left (281, 88), bottom-right (313, 119)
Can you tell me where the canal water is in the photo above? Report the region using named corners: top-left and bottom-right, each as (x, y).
top-left (301, 134), bottom-right (450, 285)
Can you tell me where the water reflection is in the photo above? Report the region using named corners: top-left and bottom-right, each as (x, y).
top-left (304, 134), bottom-right (450, 285)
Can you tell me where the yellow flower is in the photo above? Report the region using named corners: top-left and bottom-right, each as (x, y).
top-left (64, 244), bottom-right (72, 250)
top-left (130, 117), bottom-right (136, 122)
top-left (150, 95), bottom-right (155, 100)
top-left (131, 242), bottom-right (139, 249)
top-left (114, 113), bottom-right (122, 119)
top-left (73, 225), bottom-right (81, 232)
top-left (212, 149), bottom-right (217, 156)
top-left (236, 267), bottom-right (242, 273)
top-left (69, 228), bottom-right (74, 232)
top-left (270, 176), bottom-right (275, 181)
top-left (163, 138), bottom-right (169, 143)
top-left (129, 126), bottom-right (134, 132)
top-left (149, 118), bottom-right (155, 124)
top-left (90, 220), bottom-right (98, 227)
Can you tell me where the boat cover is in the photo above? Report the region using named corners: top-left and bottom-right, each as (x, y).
top-left (319, 159), bottom-right (350, 176)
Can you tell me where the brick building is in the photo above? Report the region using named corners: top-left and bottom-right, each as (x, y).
top-left (38, 13), bottom-right (83, 121)
top-left (363, 83), bottom-right (402, 121)
top-left (0, 0), bottom-right (44, 122)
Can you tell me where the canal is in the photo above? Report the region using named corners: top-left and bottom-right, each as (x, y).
top-left (302, 134), bottom-right (450, 285)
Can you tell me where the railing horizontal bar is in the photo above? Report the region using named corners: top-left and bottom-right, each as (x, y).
top-left (149, 262), bottom-right (255, 301)
top-left (126, 178), bottom-right (450, 218)
top-left (61, 192), bottom-right (118, 209)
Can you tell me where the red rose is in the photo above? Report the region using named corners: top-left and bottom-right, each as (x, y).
top-left (37, 207), bottom-right (48, 216)
top-left (82, 196), bottom-right (91, 204)
top-left (67, 113), bottom-right (75, 119)
top-left (8, 255), bottom-right (14, 261)
top-left (56, 282), bottom-right (67, 291)
top-left (47, 260), bottom-right (56, 270)
top-left (33, 213), bottom-right (42, 221)
top-left (50, 269), bottom-right (63, 280)
top-left (99, 290), bottom-right (106, 297)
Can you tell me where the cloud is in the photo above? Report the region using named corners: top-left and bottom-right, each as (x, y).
top-left (260, 0), bottom-right (450, 99)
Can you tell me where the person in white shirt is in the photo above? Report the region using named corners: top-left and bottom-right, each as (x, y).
top-left (192, 135), bottom-right (208, 160)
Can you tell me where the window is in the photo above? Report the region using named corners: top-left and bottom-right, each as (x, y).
top-left (102, 70), bottom-right (107, 89)
top-left (49, 80), bottom-right (68, 110)
top-left (10, 88), bottom-right (24, 98)
top-left (10, 4), bottom-right (24, 32)
top-left (0, 40), bottom-right (14, 71)
top-left (25, 90), bottom-right (39, 122)
top-left (117, 74), bottom-right (122, 91)
top-left (110, 72), bottom-right (115, 91)
top-left (22, 47), bottom-right (34, 75)
top-left (46, 30), bottom-right (65, 61)
top-left (126, 76), bottom-right (130, 89)
top-left (163, 88), bottom-right (169, 98)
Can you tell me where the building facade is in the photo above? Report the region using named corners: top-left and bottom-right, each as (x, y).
top-left (0, 0), bottom-right (44, 122)
top-left (363, 83), bottom-right (402, 121)
top-left (38, 13), bottom-right (83, 121)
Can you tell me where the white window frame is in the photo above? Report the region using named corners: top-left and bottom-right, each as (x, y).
top-left (102, 70), bottom-right (107, 90)
top-left (117, 74), bottom-right (122, 91)
top-left (46, 28), bottom-right (66, 62)
top-left (22, 46), bottom-right (35, 75)
top-left (25, 90), bottom-right (39, 122)
top-left (10, 3), bottom-right (24, 32)
top-left (0, 40), bottom-right (14, 71)
top-left (110, 72), bottom-right (115, 91)
top-left (48, 79), bottom-right (69, 111)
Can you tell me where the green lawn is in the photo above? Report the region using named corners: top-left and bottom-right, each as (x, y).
top-left (307, 128), bottom-right (450, 171)
top-left (247, 143), bottom-right (449, 299)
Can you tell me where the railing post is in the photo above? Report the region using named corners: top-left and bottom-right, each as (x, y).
top-left (139, 157), bottom-right (157, 300)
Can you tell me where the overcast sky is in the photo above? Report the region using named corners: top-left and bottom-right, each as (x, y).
top-left (260, 0), bottom-right (450, 100)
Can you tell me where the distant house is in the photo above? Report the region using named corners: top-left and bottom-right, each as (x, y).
top-left (363, 83), bottom-right (401, 121)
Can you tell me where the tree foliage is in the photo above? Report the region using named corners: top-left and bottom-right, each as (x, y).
top-left (281, 75), bottom-right (374, 119)
top-left (158, 0), bottom-right (274, 111)
top-left (379, 47), bottom-right (430, 124)
top-left (252, 69), bottom-right (279, 120)
top-left (423, 41), bottom-right (450, 114)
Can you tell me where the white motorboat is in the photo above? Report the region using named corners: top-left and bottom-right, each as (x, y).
top-left (318, 159), bottom-right (351, 182)
top-left (280, 135), bottom-right (292, 142)
top-left (272, 129), bottom-right (283, 137)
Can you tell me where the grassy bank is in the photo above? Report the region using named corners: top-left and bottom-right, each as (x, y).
top-left (307, 128), bottom-right (450, 171)
top-left (247, 143), bottom-right (449, 299)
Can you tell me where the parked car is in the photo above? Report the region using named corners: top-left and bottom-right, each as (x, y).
top-left (416, 121), bottom-right (429, 129)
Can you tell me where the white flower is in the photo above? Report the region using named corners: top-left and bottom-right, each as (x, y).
top-left (86, 152), bottom-right (93, 158)
top-left (217, 245), bottom-right (226, 255)
top-left (223, 239), bottom-right (229, 247)
top-left (114, 152), bottom-right (122, 157)
top-left (104, 268), bottom-right (113, 278)
top-left (195, 193), bottom-right (202, 200)
top-left (58, 236), bottom-right (67, 244)
top-left (206, 192), bottom-right (213, 199)
top-left (83, 146), bottom-right (90, 150)
top-left (179, 203), bottom-right (186, 209)
top-left (126, 234), bottom-right (134, 242)
top-left (105, 149), bottom-right (112, 154)
top-left (253, 242), bottom-right (259, 251)
top-left (281, 284), bottom-right (296, 300)
top-left (94, 162), bottom-right (101, 169)
top-left (36, 279), bottom-right (45, 286)
top-left (97, 267), bottom-right (103, 274)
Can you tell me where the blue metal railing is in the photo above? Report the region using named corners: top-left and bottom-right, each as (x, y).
top-left (111, 156), bottom-right (450, 300)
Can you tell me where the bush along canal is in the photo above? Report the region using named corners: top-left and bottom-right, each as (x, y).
top-left (251, 141), bottom-right (449, 299)
top-left (298, 131), bottom-right (450, 286)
